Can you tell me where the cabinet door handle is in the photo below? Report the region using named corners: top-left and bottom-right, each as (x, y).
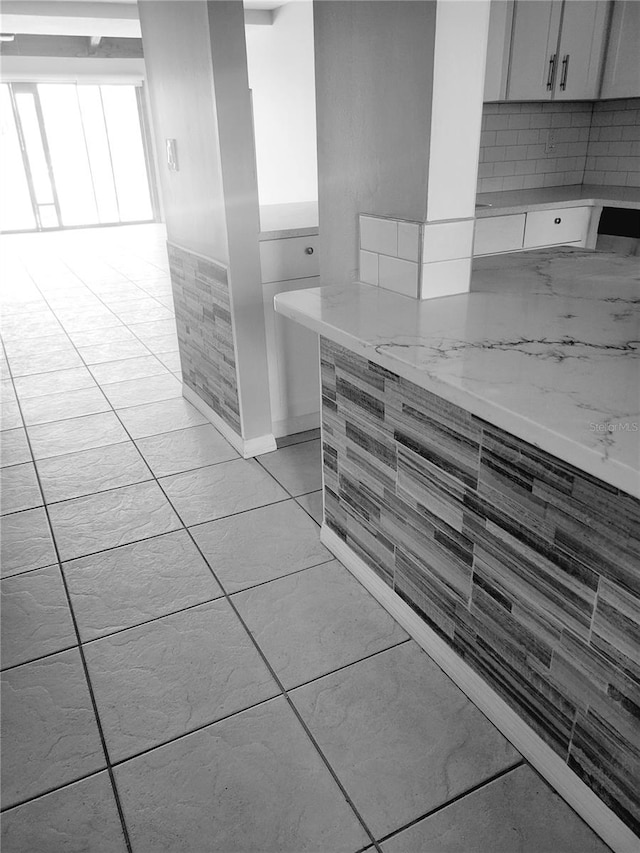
top-left (560, 54), bottom-right (569, 91)
top-left (554, 217), bottom-right (562, 224)
top-left (546, 54), bottom-right (557, 91)
top-left (304, 246), bottom-right (314, 255)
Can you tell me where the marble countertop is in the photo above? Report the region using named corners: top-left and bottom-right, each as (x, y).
top-left (274, 247), bottom-right (640, 497)
top-left (259, 201), bottom-right (319, 241)
top-left (475, 184), bottom-right (640, 217)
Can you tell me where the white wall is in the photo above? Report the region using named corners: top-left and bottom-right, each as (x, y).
top-left (245, 0), bottom-right (317, 205)
top-left (138, 0), bottom-right (228, 261)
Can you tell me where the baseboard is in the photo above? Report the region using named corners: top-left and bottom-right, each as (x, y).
top-left (182, 385), bottom-right (276, 458)
top-left (272, 410), bottom-right (320, 439)
top-left (320, 525), bottom-right (639, 853)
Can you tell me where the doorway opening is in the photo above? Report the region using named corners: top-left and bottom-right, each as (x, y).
top-left (0, 82), bottom-right (155, 233)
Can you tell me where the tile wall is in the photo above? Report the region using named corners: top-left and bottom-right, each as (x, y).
top-left (167, 243), bottom-right (241, 434)
top-left (584, 99), bottom-right (640, 187)
top-left (478, 98), bottom-right (640, 194)
top-left (477, 101), bottom-right (591, 193)
top-left (359, 215), bottom-right (475, 300)
top-left (320, 337), bottom-right (640, 837)
top-left (359, 216), bottom-right (421, 298)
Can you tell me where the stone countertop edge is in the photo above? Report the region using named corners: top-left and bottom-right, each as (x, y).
top-left (475, 184), bottom-right (640, 217)
top-left (259, 226), bottom-right (319, 241)
top-left (274, 249), bottom-right (640, 499)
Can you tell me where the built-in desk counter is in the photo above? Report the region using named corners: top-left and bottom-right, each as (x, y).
top-left (474, 184), bottom-right (640, 218)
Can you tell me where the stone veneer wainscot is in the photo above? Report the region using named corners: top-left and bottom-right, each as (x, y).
top-left (320, 337), bottom-right (639, 836)
top-left (168, 243), bottom-right (241, 434)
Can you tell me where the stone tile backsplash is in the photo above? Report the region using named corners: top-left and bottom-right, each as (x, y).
top-left (478, 98), bottom-right (640, 193)
top-left (167, 243), bottom-right (241, 434)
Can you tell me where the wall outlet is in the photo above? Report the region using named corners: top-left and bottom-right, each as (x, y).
top-left (545, 129), bottom-right (557, 155)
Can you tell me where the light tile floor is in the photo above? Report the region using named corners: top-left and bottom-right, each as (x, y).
top-left (0, 225), bottom-right (612, 852)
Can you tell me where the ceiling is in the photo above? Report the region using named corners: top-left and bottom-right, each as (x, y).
top-left (0, 1), bottom-right (287, 39)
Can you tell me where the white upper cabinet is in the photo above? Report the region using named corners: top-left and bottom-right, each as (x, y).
top-left (507, 1), bottom-right (562, 101)
top-left (555, 1), bottom-right (609, 100)
top-left (600, 1), bottom-right (640, 99)
top-left (504, 0), bottom-right (610, 101)
top-left (484, 0), bottom-right (514, 101)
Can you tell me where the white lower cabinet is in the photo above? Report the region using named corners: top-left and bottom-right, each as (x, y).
top-left (474, 214), bottom-right (526, 255)
top-left (600, 0), bottom-right (640, 99)
top-left (523, 206), bottom-right (591, 248)
top-left (259, 235), bottom-right (319, 283)
top-left (263, 277), bottom-right (320, 438)
top-left (474, 206), bottom-right (591, 256)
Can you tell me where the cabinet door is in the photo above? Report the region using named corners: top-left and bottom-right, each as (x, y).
top-left (474, 214), bottom-right (526, 255)
top-left (507, 0), bottom-right (562, 100)
top-left (600, 1), bottom-right (640, 99)
top-left (484, 0), bottom-right (514, 101)
top-left (555, 1), bottom-right (609, 100)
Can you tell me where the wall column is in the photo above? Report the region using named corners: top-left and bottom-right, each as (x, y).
top-left (313, 0), bottom-right (490, 298)
top-left (139, 0), bottom-right (275, 456)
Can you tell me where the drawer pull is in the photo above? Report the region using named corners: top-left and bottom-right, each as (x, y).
top-left (546, 54), bottom-right (557, 90)
top-left (554, 217), bottom-right (562, 224)
top-left (304, 246), bottom-right (314, 255)
top-left (560, 54), bottom-right (570, 91)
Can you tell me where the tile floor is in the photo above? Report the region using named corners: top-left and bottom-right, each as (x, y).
top-left (0, 225), bottom-right (612, 852)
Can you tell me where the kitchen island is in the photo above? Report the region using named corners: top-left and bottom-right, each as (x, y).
top-left (275, 247), bottom-right (640, 847)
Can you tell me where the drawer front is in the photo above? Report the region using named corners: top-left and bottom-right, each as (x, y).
top-left (260, 235), bottom-right (319, 283)
top-left (523, 207), bottom-right (590, 249)
top-left (473, 214), bottom-right (525, 256)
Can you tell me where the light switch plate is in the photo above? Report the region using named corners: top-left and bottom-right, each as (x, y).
top-left (166, 138), bottom-right (178, 171)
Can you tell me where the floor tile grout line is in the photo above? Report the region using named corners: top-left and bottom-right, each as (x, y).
top-left (0, 338), bottom-right (134, 853)
top-left (1, 562), bottom-right (61, 582)
top-left (7, 360), bottom-right (174, 403)
top-left (225, 555), bottom-right (337, 597)
top-left (0, 638), bottom-right (79, 674)
top-left (278, 637), bottom-right (413, 695)
top-left (375, 758), bottom-right (527, 846)
top-left (56, 588), bottom-right (224, 649)
top-left (107, 693), bottom-right (283, 769)
top-left (0, 766), bottom-right (115, 816)
top-left (16, 388), bottom-right (186, 432)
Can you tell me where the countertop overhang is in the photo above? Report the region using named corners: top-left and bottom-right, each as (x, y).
top-left (475, 183), bottom-right (640, 217)
top-left (274, 247), bottom-right (640, 498)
